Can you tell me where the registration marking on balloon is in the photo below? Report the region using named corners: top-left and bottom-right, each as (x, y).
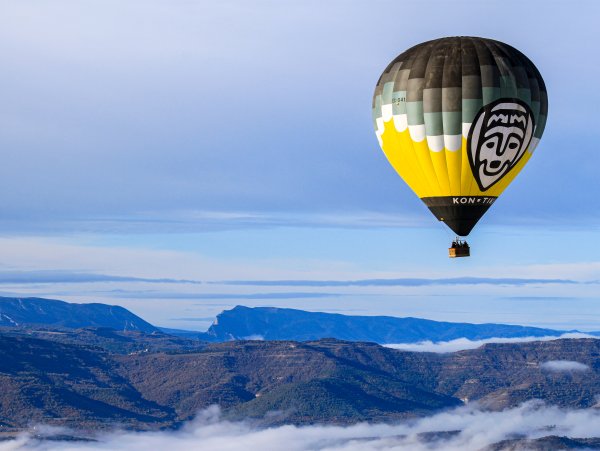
top-left (451, 197), bottom-right (496, 205)
top-left (467, 99), bottom-right (535, 191)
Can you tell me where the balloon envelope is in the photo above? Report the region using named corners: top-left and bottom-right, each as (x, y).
top-left (372, 37), bottom-right (548, 236)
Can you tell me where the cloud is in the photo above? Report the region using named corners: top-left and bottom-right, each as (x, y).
top-left (541, 360), bottom-right (590, 372)
top-left (217, 277), bottom-right (579, 287)
top-left (0, 211), bottom-right (427, 235)
top-left (0, 270), bottom-right (202, 285)
top-left (0, 236), bottom-right (377, 282)
top-left (9, 402), bottom-right (600, 451)
top-left (384, 334), bottom-right (594, 353)
top-left (125, 292), bottom-right (341, 300)
top-left (496, 296), bottom-right (579, 301)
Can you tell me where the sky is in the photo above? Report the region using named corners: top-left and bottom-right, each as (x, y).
top-left (1, 0), bottom-right (600, 331)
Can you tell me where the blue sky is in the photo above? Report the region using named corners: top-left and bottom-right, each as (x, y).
top-left (1, 0), bottom-right (599, 330)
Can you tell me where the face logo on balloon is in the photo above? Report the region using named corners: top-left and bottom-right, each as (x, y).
top-left (467, 99), bottom-right (535, 191)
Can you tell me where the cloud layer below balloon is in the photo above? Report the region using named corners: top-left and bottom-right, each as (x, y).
top-left (8, 402), bottom-right (600, 451)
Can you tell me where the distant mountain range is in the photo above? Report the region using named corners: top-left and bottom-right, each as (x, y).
top-left (0, 296), bottom-right (592, 344)
top-left (194, 305), bottom-right (574, 343)
top-left (0, 297), bottom-right (157, 332)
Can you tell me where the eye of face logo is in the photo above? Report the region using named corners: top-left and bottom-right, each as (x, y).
top-left (467, 99), bottom-right (534, 191)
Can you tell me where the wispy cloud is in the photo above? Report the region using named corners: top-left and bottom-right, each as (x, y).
top-left (110, 292), bottom-right (341, 300)
top-left (541, 360), bottom-right (590, 372)
top-left (10, 402), bottom-right (600, 451)
top-left (384, 334), bottom-right (593, 353)
top-left (0, 271), bottom-right (584, 294)
top-left (496, 296), bottom-right (579, 301)
top-left (216, 277), bottom-right (580, 287)
top-left (0, 211), bottom-right (427, 235)
top-left (0, 270), bottom-right (202, 285)
top-left (189, 292), bottom-right (339, 300)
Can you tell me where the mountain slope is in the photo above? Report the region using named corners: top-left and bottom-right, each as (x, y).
top-left (201, 305), bottom-right (566, 343)
top-left (0, 326), bottom-right (206, 354)
top-left (2, 332), bottom-right (600, 431)
top-left (116, 339), bottom-right (460, 424)
top-left (0, 297), bottom-right (157, 332)
top-left (117, 338), bottom-right (600, 425)
top-left (0, 334), bottom-right (174, 430)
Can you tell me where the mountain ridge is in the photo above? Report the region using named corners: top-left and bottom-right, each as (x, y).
top-left (0, 296), bottom-right (158, 332)
top-left (199, 305), bottom-right (573, 343)
top-left (0, 296), bottom-right (589, 344)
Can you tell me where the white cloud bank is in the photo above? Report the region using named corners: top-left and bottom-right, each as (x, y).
top-left (541, 360), bottom-right (590, 372)
top-left (384, 333), bottom-right (594, 353)
top-left (6, 402), bottom-right (600, 451)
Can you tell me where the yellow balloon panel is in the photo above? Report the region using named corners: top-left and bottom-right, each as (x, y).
top-left (379, 119), bottom-right (532, 200)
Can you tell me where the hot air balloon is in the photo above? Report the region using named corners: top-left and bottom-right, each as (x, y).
top-left (372, 37), bottom-right (548, 257)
